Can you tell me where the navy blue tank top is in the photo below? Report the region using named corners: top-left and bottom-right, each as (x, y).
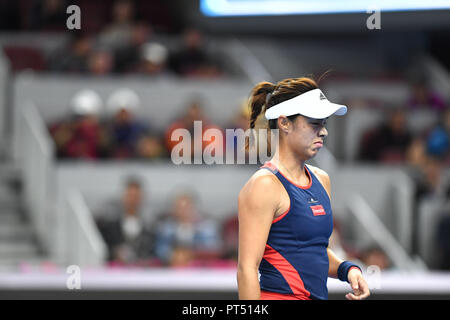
top-left (258, 162), bottom-right (333, 300)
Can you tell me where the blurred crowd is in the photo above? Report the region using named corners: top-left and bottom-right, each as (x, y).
top-left (94, 176), bottom-right (238, 268)
top-left (47, 88), bottom-right (249, 161)
top-left (356, 81), bottom-right (450, 207)
top-left (1, 0), bottom-right (225, 77)
top-left (47, 24), bottom-right (224, 77)
top-left (354, 76), bottom-right (450, 267)
top-left (48, 88), bottom-right (164, 160)
top-left (357, 79), bottom-right (449, 165)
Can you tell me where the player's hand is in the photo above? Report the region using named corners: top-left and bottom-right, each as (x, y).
top-left (345, 268), bottom-right (370, 300)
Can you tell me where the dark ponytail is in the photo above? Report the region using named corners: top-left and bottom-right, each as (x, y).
top-left (245, 77), bottom-right (319, 151)
top-left (244, 82), bottom-right (275, 151)
top-left (248, 82), bottom-right (275, 129)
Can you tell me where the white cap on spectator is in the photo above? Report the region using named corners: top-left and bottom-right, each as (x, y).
top-left (141, 42), bottom-right (168, 65)
top-left (71, 89), bottom-right (103, 116)
top-left (106, 88), bottom-right (141, 114)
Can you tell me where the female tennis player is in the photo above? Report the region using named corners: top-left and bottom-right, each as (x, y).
top-left (237, 77), bottom-right (370, 300)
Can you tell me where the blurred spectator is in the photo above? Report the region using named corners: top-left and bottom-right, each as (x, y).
top-left (87, 48), bottom-right (114, 75)
top-left (154, 192), bottom-right (221, 266)
top-left (113, 21), bottom-right (153, 73)
top-left (104, 88), bottom-right (149, 158)
top-left (410, 156), bottom-right (450, 255)
top-left (425, 108), bottom-right (450, 162)
top-left (228, 99), bottom-right (250, 132)
top-left (137, 42), bottom-right (170, 76)
top-left (358, 108), bottom-right (412, 163)
top-left (359, 245), bottom-right (391, 270)
top-left (30, 0), bottom-right (68, 31)
top-left (95, 177), bottom-right (156, 265)
top-left (406, 136), bottom-right (428, 169)
top-left (226, 100), bottom-right (250, 163)
top-left (165, 98), bottom-right (224, 161)
top-left (408, 79), bottom-right (447, 111)
top-left (48, 33), bottom-right (93, 73)
top-left (168, 28), bottom-right (222, 77)
top-left (414, 156), bottom-right (449, 202)
top-left (99, 0), bottom-right (136, 51)
top-left (136, 134), bottom-right (166, 160)
top-left (221, 214), bottom-right (238, 261)
top-left (48, 89), bottom-right (107, 159)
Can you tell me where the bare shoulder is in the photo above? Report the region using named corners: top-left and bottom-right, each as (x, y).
top-left (238, 169), bottom-right (282, 211)
top-left (306, 164), bottom-right (331, 197)
top-left (239, 169), bottom-right (281, 198)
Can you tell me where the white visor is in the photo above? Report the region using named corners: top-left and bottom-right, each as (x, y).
top-left (265, 89), bottom-right (347, 120)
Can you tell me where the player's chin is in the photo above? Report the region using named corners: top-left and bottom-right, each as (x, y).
top-left (304, 149), bottom-right (319, 160)
top-left (310, 145), bottom-right (322, 155)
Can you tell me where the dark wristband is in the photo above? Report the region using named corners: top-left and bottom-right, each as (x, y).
top-left (337, 261), bottom-right (361, 283)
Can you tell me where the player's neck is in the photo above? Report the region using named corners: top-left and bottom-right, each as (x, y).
top-left (271, 148), bottom-right (306, 182)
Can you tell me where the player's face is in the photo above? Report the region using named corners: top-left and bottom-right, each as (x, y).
top-left (287, 116), bottom-right (328, 159)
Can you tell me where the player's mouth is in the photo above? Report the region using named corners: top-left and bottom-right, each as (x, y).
top-left (313, 141), bottom-right (323, 147)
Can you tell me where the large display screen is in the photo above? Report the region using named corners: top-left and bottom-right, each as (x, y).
top-left (200, 0), bottom-right (450, 17)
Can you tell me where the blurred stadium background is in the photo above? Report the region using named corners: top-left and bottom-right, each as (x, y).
top-left (0, 0), bottom-right (449, 299)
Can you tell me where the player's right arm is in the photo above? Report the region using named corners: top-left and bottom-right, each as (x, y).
top-left (237, 172), bottom-right (281, 300)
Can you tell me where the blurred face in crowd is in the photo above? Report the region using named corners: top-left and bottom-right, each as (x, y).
top-left (423, 158), bottom-right (442, 190)
top-left (77, 113), bottom-right (99, 128)
top-left (389, 109), bottom-right (407, 133)
top-left (113, 0), bottom-right (134, 24)
top-left (142, 60), bottom-right (166, 74)
top-left (123, 182), bottom-right (142, 214)
top-left (173, 195), bottom-right (196, 223)
top-left (131, 23), bottom-right (152, 46)
top-left (412, 83), bottom-right (428, 104)
top-left (406, 137), bottom-right (427, 167)
top-left (115, 109), bottom-right (133, 124)
top-left (170, 246), bottom-right (194, 267)
top-left (44, 0), bottom-right (63, 13)
top-left (185, 103), bottom-right (205, 125)
top-left (73, 36), bottom-right (92, 56)
top-left (184, 29), bottom-right (203, 49)
top-left (88, 51), bottom-right (113, 75)
top-left (137, 135), bottom-right (163, 158)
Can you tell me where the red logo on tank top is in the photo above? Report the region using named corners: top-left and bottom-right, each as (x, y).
top-left (310, 205), bottom-right (326, 216)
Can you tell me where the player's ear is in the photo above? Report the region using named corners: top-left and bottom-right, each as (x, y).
top-left (277, 116), bottom-right (290, 133)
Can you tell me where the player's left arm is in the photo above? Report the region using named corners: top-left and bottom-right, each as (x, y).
top-left (310, 165), bottom-right (370, 300)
